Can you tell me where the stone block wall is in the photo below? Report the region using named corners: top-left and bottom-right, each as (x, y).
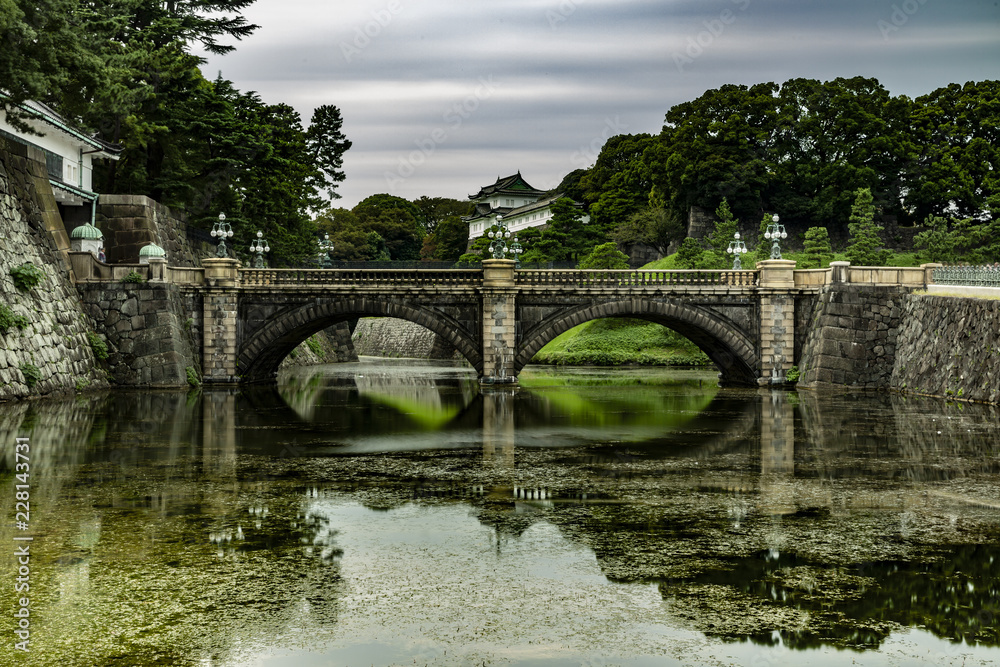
top-left (280, 323), bottom-right (359, 369)
top-left (76, 282), bottom-right (200, 386)
top-left (891, 295), bottom-right (1000, 404)
top-left (96, 194), bottom-right (208, 267)
top-left (353, 318), bottom-right (458, 360)
top-left (797, 284), bottom-right (909, 389)
top-left (0, 138), bottom-right (108, 400)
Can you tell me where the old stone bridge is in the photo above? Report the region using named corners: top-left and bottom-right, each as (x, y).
top-left (69, 254), bottom-right (938, 387)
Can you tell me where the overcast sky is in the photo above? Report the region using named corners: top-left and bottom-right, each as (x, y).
top-left (199, 0), bottom-right (1000, 209)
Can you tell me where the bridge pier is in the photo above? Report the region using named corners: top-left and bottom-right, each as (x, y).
top-left (202, 258), bottom-right (241, 384)
top-left (757, 260), bottom-right (797, 385)
top-left (480, 259), bottom-right (518, 384)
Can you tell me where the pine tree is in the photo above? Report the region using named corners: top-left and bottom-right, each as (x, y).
top-left (705, 198), bottom-right (738, 269)
top-left (845, 188), bottom-right (889, 266)
top-left (802, 227), bottom-right (833, 268)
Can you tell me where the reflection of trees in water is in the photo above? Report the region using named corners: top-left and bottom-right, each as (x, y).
top-left (668, 544), bottom-right (1000, 648)
top-left (796, 391), bottom-right (1000, 481)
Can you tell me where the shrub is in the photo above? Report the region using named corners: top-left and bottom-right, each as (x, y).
top-left (120, 270), bottom-right (146, 283)
top-left (10, 262), bottom-right (44, 291)
top-left (785, 365), bottom-right (801, 383)
top-left (87, 332), bottom-right (108, 360)
top-left (0, 304), bottom-right (29, 334)
top-left (306, 336), bottom-right (326, 359)
top-left (20, 363), bottom-right (41, 388)
top-left (186, 366), bottom-right (200, 387)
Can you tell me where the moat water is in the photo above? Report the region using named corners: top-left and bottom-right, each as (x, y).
top-left (1, 359), bottom-right (999, 666)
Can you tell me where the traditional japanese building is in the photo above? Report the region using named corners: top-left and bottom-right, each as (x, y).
top-left (463, 172), bottom-right (588, 240)
top-left (0, 96), bottom-right (120, 228)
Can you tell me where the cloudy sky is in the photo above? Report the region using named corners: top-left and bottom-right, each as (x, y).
top-left (199, 0), bottom-right (1000, 209)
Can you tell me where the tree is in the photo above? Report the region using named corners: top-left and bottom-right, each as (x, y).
top-left (675, 237), bottom-right (705, 269)
top-left (845, 188), bottom-right (889, 266)
top-left (703, 198), bottom-right (739, 269)
top-left (612, 207), bottom-right (684, 257)
top-left (906, 81), bottom-right (1000, 222)
top-left (578, 243), bottom-right (630, 270)
top-left (351, 194), bottom-right (426, 260)
top-left (428, 215), bottom-right (470, 261)
top-left (306, 104), bottom-right (351, 202)
top-left (412, 197), bottom-right (471, 235)
top-left (0, 0), bottom-right (102, 131)
top-left (802, 227), bottom-right (833, 268)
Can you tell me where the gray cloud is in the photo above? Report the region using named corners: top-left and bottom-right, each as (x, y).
top-left (202, 0), bottom-right (1000, 208)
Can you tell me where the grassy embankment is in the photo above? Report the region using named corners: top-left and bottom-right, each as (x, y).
top-left (530, 251), bottom-right (924, 367)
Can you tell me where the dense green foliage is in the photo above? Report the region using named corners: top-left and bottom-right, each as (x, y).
top-left (19, 362), bottom-right (41, 388)
top-left (0, 304), bottom-right (29, 333)
top-left (87, 332), bottom-right (108, 360)
top-left (801, 227), bottom-right (834, 268)
top-left (845, 188), bottom-right (890, 266)
top-left (1, 0), bottom-right (351, 267)
top-left (578, 243), bottom-right (629, 270)
top-left (532, 318), bottom-right (710, 367)
top-left (119, 271), bottom-right (146, 283)
top-left (10, 262), bottom-right (44, 291)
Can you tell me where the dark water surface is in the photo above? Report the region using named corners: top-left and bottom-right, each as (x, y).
top-left (1, 359), bottom-right (999, 666)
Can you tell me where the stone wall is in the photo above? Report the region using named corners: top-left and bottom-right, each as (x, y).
top-left (891, 295), bottom-right (1000, 404)
top-left (96, 195), bottom-right (209, 267)
top-left (797, 284), bottom-right (909, 389)
top-left (353, 318), bottom-right (460, 360)
top-left (76, 282), bottom-right (200, 386)
top-left (279, 323), bottom-right (359, 370)
top-left (0, 138), bottom-right (108, 400)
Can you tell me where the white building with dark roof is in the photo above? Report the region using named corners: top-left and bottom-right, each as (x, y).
top-left (463, 172), bottom-right (589, 240)
top-left (0, 96), bottom-right (120, 227)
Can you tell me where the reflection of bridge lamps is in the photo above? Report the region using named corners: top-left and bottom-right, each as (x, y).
top-left (510, 235), bottom-right (524, 269)
top-left (250, 231), bottom-right (270, 268)
top-left (765, 215), bottom-right (786, 260)
top-left (488, 215), bottom-right (511, 259)
top-left (726, 231), bottom-right (748, 270)
top-left (211, 212), bottom-right (234, 258)
top-left (317, 233), bottom-right (334, 268)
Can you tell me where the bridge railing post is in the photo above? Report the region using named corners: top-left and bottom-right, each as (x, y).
top-left (201, 258), bottom-right (241, 383)
top-left (830, 261), bottom-right (851, 284)
top-left (757, 259), bottom-right (797, 385)
top-left (481, 259), bottom-right (518, 384)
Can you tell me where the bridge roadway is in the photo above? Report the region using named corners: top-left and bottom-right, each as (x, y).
top-left (68, 252), bottom-right (936, 387)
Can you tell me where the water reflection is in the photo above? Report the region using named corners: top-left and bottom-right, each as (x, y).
top-left (0, 362), bottom-right (999, 665)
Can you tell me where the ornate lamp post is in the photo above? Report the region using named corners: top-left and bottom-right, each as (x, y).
top-left (250, 231), bottom-right (270, 268)
top-left (765, 214), bottom-right (786, 260)
top-left (510, 235), bottom-right (524, 269)
top-left (726, 231), bottom-right (748, 270)
top-left (488, 215), bottom-right (511, 259)
top-left (211, 212), bottom-right (234, 258)
top-left (317, 233), bottom-right (334, 268)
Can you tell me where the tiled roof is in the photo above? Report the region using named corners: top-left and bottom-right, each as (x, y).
top-left (468, 172), bottom-right (546, 200)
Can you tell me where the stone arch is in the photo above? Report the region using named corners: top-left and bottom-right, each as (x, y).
top-left (239, 297), bottom-right (482, 383)
top-left (515, 299), bottom-right (759, 385)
